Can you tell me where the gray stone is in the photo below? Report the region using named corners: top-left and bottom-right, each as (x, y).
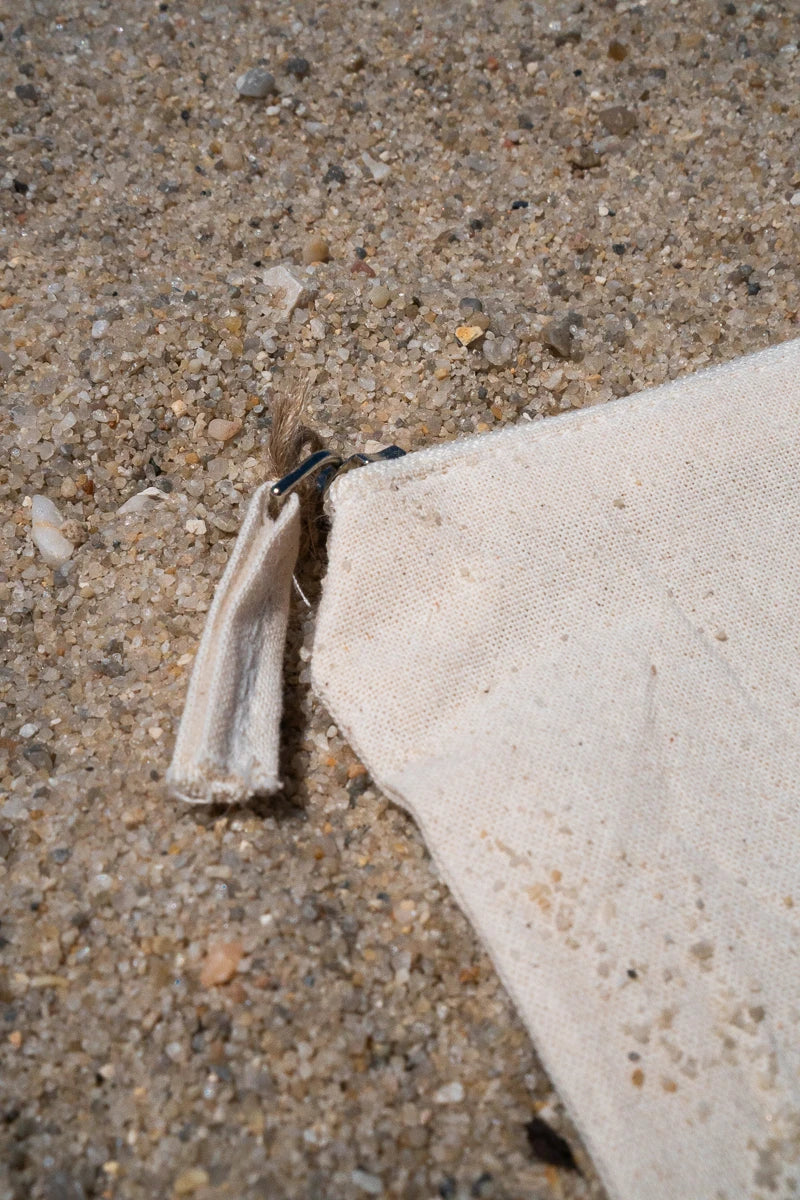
top-left (235, 67), bottom-right (277, 99)
top-left (543, 313), bottom-right (584, 361)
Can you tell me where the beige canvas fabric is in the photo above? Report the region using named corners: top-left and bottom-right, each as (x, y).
top-left (312, 339), bottom-right (800, 1200)
top-left (167, 486), bottom-right (300, 804)
top-left (169, 339), bottom-right (800, 1198)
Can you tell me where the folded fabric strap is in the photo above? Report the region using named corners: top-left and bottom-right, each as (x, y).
top-left (167, 486), bottom-right (300, 804)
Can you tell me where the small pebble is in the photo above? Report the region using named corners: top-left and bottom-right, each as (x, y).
top-left (221, 143), bottom-right (245, 171)
top-left (608, 40), bottom-right (629, 61)
top-left (455, 325), bottom-right (485, 347)
top-left (323, 164), bottom-right (346, 185)
top-left (727, 264), bottom-right (753, 285)
top-left (200, 941), bottom-right (243, 987)
top-left (361, 152), bottom-right (390, 183)
top-left (207, 418), bottom-right (242, 442)
top-left (434, 1081), bottom-right (465, 1104)
top-left (262, 264), bottom-right (308, 320)
top-left (235, 67), bottom-right (276, 98)
top-left (285, 56), bottom-right (310, 79)
top-left (31, 495), bottom-right (75, 568)
top-left (459, 297), bottom-right (483, 314)
top-left (598, 106), bottom-right (638, 136)
top-left (542, 313), bottom-right (583, 361)
top-left (15, 82), bottom-right (39, 103)
top-left (369, 285), bottom-right (391, 309)
top-left (20, 723), bottom-right (39, 738)
top-left (570, 146), bottom-right (602, 170)
top-left (484, 336), bottom-right (516, 367)
top-left (302, 235), bottom-right (330, 265)
top-left (91, 319), bottom-right (109, 340)
top-left (173, 1167), bottom-right (210, 1195)
top-left (790, 191), bottom-right (800, 207)
top-left (351, 1169), bottom-right (383, 1195)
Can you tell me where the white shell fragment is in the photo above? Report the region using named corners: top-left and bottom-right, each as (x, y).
top-left (117, 487), bottom-right (170, 516)
top-left (361, 151), bottom-right (391, 182)
top-left (261, 265), bottom-right (308, 321)
top-left (31, 495), bottom-right (76, 568)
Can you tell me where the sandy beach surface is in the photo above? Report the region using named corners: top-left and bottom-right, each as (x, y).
top-left (1, 0), bottom-right (798, 1196)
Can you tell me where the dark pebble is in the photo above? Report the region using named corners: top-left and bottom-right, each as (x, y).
top-left (12, 179), bottom-right (29, 195)
top-left (459, 297), bottom-right (484, 314)
top-left (727, 263), bottom-right (753, 285)
top-left (15, 82), bottom-right (40, 103)
top-left (612, 243), bottom-right (627, 255)
top-left (347, 774), bottom-right (372, 804)
top-left (510, 199), bottom-right (529, 210)
top-left (469, 218), bottom-right (484, 230)
top-left (598, 105), bottom-right (638, 136)
top-left (438, 1178), bottom-right (456, 1199)
top-left (747, 280), bottom-right (761, 295)
top-left (542, 312), bottom-right (583, 361)
top-left (285, 56), bottom-right (310, 79)
top-left (23, 744), bottom-right (54, 772)
top-left (517, 113), bottom-right (534, 130)
top-left (608, 40), bottom-right (629, 61)
top-left (525, 1116), bottom-right (579, 1171)
top-left (49, 848), bottom-right (72, 865)
top-left (323, 164), bottom-right (346, 185)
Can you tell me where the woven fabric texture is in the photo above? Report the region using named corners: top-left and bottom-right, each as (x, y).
top-left (312, 339), bottom-right (800, 1200)
top-left (167, 486), bottom-right (299, 804)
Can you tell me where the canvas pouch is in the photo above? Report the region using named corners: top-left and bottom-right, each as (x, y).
top-left (168, 339), bottom-right (800, 1200)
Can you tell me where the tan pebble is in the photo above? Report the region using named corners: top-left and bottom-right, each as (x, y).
top-left (302, 235), bottom-right (330, 265)
top-left (173, 1167), bottom-right (210, 1195)
top-left (221, 143), bottom-right (245, 171)
top-left (434, 366), bottom-right (450, 380)
top-left (60, 477), bottom-right (77, 499)
top-left (369, 284), bottom-right (391, 309)
top-left (455, 324), bottom-right (485, 347)
top-left (207, 418), bottom-right (242, 442)
top-left (200, 941), bottom-right (243, 987)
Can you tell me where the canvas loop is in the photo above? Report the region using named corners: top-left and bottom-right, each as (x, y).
top-left (166, 482), bottom-right (301, 805)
